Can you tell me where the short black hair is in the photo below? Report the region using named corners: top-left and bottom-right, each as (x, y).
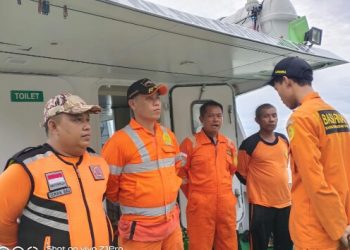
top-left (255, 103), bottom-right (276, 118)
top-left (273, 76), bottom-right (312, 86)
top-left (44, 115), bottom-right (62, 136)
top-left (200, 100), bottom-right (223, 117)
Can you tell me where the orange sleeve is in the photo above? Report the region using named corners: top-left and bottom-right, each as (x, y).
top-left (179, 138), bottom-right (193, 174)
top-left (237, 148), bottom-right (251, 179)
top-left (170, 131), bottom-right (182, 175)
top-left (102, 134), bottom-right (125, 204)
top-left (229, 142), bottom-right (237, 175)
top-left (179, 137), bottom-right (194, 198)
top-left (289, 113), bottom-right (347, 240)
top-left (0, 164), bottom-right (31, 247)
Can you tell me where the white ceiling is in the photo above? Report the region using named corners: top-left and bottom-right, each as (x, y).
top-left (0, 0), bottom-right (346, 94)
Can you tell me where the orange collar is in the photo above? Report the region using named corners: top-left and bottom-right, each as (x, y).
top-left (197, 129), bottom-right (225, 144)
top-left (300, 91), bottom-right (320, 104)
top-left (129, 118), bottom-right (161, 134)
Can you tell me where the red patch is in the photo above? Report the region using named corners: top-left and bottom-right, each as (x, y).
top-left (89, 165), bottom-right (105, 180)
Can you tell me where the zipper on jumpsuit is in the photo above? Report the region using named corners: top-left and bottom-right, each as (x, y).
top-left (155, 133), bottom-right (168, 218)
top-left (214, 142), bottom-right (219, 213)
top-left (72, 163), bottom-right (96, 247)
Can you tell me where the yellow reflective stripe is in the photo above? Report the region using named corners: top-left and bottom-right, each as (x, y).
top-left (123, 157), bottom-right (175, 174)
top-left (120, 201), bottom-right (176, 217)
top-left (109, 164), bottom-right (123, 175)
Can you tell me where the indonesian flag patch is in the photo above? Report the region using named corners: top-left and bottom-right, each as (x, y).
top-left (45, 171), bottom-right (68, 191)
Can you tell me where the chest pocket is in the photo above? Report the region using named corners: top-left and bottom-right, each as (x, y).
top-left (191, 148), bottom-right (211, 172)
top-left (161, 145), bottom-right (176, 155)
top-left (160, 145), bottom-right (181, 195)
top-left (160, 145), bottom-right (177, 173)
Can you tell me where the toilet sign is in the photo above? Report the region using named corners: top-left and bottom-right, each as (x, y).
top-left (10, 90), bottom-right (44, 102)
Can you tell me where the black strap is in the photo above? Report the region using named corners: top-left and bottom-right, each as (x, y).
top-left (129, 221), bottom-right (137, 240)
top-left (235, 172), bottom-right (247, 185)
top-left (4, 146), bottom-right (37, 171)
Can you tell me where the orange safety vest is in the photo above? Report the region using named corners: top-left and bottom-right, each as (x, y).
top-left (5, 144), bottom-right (112, 248)
top-left (102, 119), bottom-right (182, 241)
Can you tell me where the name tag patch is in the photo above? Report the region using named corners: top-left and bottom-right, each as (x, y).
top-left (318, 110), bottom-right (350, 134)
top-left (45, 171), bottom-right (68, 191)
top-left (89, 165), bottom-right (105, 180)
top-left (48, 187), bottom-right (72, 199)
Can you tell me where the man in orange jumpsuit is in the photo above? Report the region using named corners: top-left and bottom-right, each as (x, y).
top-left (179, 100), bottom-right (237, 250)
top-left (0, 93), bottom-right (112, 248)
top-left (237, 103), bottom-right (292, 250)
top-left (267, 56), bottom-right (350, 249)
top-left (102, 78), bottom-right (183, 250)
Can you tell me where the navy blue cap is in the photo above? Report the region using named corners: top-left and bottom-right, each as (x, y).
top-left (127, 78), bottom-right (168, 100)
top-left (266, 57), bottom-right (313, 86)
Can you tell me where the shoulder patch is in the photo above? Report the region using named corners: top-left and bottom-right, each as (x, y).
top-left (286, 118), bottom-right (295, 141)
top-left (287, 124), bottom-right (295, 141)
top-left (162, 132), bottom-right (173, 145)
top-left (161, 126), bottom-right (173, 146)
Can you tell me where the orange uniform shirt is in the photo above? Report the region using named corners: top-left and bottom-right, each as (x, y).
top-left (102, 119), bottom-right (182, 241)
top-left (180, 130), bottom-right (237, 193)
top-left (237, 132), bottom-right (291, 208)
top-left (179, 130), bottom-right (238, 250)
top-left (287, 92), bottom-right (350, 249)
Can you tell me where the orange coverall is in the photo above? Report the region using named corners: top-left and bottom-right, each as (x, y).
top-left (287, 92), bottom-right (350, 249)
top-left (102, 118), bottom-right (183, 250)
top-left (180, 130), bottom-right (237, 250)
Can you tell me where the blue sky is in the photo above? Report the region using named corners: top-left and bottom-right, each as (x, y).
top-left (146, 0), bottom-right (350, 136)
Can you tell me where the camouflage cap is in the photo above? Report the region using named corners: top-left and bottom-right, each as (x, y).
top-left (42, 93), bottom-right (101, 126)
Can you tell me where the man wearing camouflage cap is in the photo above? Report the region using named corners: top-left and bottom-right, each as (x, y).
top-left (0, 93), bottom-right (113, 248)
